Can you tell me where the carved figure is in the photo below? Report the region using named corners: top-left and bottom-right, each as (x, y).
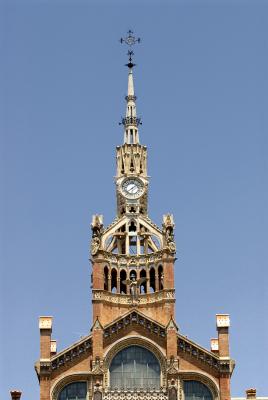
top-left (123, 274), bottom-right (147, 301)
top-left (91, 237), bottom-right (100, 255)
top-left (163, 214), bottom-right (176, 254)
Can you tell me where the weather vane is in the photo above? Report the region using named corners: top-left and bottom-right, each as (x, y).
top-left (120, 30), bottom-right (141, 68)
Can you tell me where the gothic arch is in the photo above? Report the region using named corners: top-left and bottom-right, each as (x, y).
top-left (50, 372), bottom-right (91, 400)
top-left (179, 372), bottom-right (219, 400)
top-left (103, 335), bottom-right (167, 388)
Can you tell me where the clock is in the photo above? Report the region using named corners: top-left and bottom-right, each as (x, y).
top-left (121, 178), bottom-right (144, 199)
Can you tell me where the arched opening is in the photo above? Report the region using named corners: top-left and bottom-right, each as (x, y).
top-left (149, 267), bottom-right (156, 292)
top-left (129, 270), bottom-right (137, 281)
top-left (184, 381), bottom-right (213, 400)
top-left (158, 265), bottom-right (163, 290)
top-left (120, 270), bottom-right (127, 294)
top-left (129, 221), bottom-right (137, 232)
top-left (111, 269), bottom-right (117, 293)
top-left (109, 345), bottom-right (160, 389)
top-left (58, 382), bottom-right (87, 400)
top-left (140, 269), bottom-right (147, 294)
top-left (104, 266), bottom-right (109, 291)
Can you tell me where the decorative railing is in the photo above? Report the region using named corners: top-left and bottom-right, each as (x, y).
top-left (103, 389), bottom-right (168, 400)
top-left (93, 251), bottom-right (166, 266)
top-left (121, 116), bottom-right (142, 127)
top-left (93, 289), bottom-right (175, 306)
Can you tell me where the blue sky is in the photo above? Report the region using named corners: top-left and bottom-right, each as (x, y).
top-left (1, 0), bottom-right (268, 398)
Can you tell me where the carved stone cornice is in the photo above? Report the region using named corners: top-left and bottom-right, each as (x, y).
top-left (51, 335), bottom-right (92, 371)
top-left (219, 359), bottom-right (236, 375)
top-left (103, 389), bottom-right (168, 400)
top-left (91, 250), bottom-right (175, 266)
top-left (178, 335), bottom-right (220, 372)
top-left (103, 310), bottom-right (166, 340)
top-left (39, 360), bottom-right (51, 376)
top-left (93, 289), bottom-right (175, 307)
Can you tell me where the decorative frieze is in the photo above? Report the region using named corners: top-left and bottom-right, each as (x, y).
top-left (92, 250), bottom-right (172, 266)
top-left (51, 337), bottom-right (92, 371)
top-left (93, 289), bottom-right (175, 306)
top-left (103, 389), bottom-right (168, 400)
top-left (103, 311), bottom-right (166, 340)
top-left (178, 336), bottom-right (220, 371)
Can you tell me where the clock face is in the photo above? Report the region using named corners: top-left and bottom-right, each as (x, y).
top-left (121, 178), bottom-right (144, 199)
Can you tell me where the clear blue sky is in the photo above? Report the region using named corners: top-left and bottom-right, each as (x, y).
top-left (1, 0), bottom-right (268, 398)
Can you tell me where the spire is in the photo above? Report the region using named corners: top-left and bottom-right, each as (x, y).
top-left (120, 31), bottom-right (141, 144)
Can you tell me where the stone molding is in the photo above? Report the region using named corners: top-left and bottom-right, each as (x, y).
top-left (178, 336), bottom-right (220, 371)
top-left (93, 289), bottom-right (175, 306)
top-left (51, 336), bottom-right (92, 371)
top-left (102, 335), bottom-right (167, 389)
top-left (178, 371), bottom-right (220, 400)
top-left (50, 372), bottom-right (91, 400)
top-left (103, 310), bottom-right (167, 341)
top-left (103, 389), bottom-right (168, 400)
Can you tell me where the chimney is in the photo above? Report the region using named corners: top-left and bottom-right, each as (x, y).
top-left (210, 338), bottom-right (219, 354)
top-left (39, 316), bottom-right (53, 360)
top-left (246, 389), bottom-right (257, 400)
top-left (50, 339), bottom-right (57, 356)
top-left (216, 314), bottom-right (230, 358)
top-left (10, 391), bottom-right (22, 400)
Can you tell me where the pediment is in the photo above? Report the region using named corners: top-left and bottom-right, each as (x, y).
top-left (178, 333), bottom-right (220, 373)
top-left (50, 334), bottom-right (92, 372)
top-left (103, 309), bottom-right (167, 342)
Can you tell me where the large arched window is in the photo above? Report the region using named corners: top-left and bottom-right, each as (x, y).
top-left (58, 382), bottom-right (87, 400)
top-left (184, 381), bottom-right (213, 400)
top-left (110, 345), bottom-right (160, 389)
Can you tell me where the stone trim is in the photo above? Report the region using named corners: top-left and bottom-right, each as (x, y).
top-left (50, 373), bottom-right (91, 400)
top-left (179, 371), bottom-right (220, 400)
top-left (93, 289), bottom-right (175, 306)
top-left (103, 336), bottom-right (167, 389)
top-left (178, 335), bottom-right (220, 371)
top-left (103, 310), bottom-right (166, 341)
top-left (51, 337), bottom-right (92, 371)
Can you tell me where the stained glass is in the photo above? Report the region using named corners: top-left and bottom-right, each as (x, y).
top-left (184, 381), bottom-right (213, 400)
top-left (110, 345), bottom-right (160, 389)
top-left (58, 382), bottom-right (87, 400)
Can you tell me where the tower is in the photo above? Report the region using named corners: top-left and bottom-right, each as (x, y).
top-left (35, 31), bottom-right (235, 400)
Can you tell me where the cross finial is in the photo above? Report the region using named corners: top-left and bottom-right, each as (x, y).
top-left (120, 30), bottom-right (141, 47)
top-left (120, 30), bottom-right (141, 68)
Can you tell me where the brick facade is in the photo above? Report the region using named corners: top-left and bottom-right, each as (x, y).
top-left (33, 33), bottom-right (235, 400)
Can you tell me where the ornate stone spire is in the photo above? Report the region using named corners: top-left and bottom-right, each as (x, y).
top-left (120, 31), bottom-right (141, 144)
top-left (122, 56), bottom-right (141, 144)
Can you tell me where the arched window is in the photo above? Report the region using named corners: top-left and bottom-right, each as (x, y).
top-left (140, 269), bottom-right (147, 294)
top-left (120, 270), bottom-right (127, 294)
top-left (111, 269), bottom-right (117, 293)
top-left (110, 345), bottom-right (160, 389)
top-left (104, 266), bottom-right (109, 291)
top-left (184, 381), bottom-right (213, 400)
top-left (158, 265), bottom-right (163, 290)
top-left (129, 270), bottom-right (137, 280)
top-left (149, 268), bottom-right (155, 292)
top-left (58, 382), bottom-right (87, 400)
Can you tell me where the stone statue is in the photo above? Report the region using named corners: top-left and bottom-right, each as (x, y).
top-left (123, 274), bottom-right (147, 301)
top-left (90, 214), bottom-right (103, 255)
top-left (163, 214), bottom-right (176, 254)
